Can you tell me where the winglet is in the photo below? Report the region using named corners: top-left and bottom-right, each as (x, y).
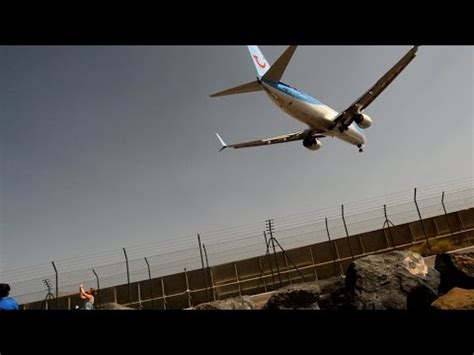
top-left (215, 133), bottom-right (228, 152)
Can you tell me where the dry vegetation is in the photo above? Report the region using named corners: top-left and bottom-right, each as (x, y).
top-left (408, 238), bottom-right (458, 256)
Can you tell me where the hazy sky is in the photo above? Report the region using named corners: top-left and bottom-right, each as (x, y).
top-left (0, 46), bottom-right (472, 271)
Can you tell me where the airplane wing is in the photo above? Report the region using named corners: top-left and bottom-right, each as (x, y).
top-left (215, 131), bottom-right (325, 151)
top-left (332, 46), bottom-right (419, 130)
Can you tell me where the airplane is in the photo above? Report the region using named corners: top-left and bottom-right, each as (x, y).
top-left (211, 46), bottom-right (419, 153)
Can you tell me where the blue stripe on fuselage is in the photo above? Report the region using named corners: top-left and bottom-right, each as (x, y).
top-left (260, 78), bottom-right (366, 144)
top-left (261, 78), bottom-right (322, 105)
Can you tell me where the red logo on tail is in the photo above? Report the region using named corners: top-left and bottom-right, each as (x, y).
top-left (253, 55), bottom-right (267, 69)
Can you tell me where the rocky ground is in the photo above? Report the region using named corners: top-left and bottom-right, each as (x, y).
top-left (193, 250), bottom-right (474, 310)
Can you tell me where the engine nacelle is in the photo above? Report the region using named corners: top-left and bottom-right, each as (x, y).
top-left (303, 137), bottom-right (322, 151)
top-left (354, 113), bottom-right (373, 129)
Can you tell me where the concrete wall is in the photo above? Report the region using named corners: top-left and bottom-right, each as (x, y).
top-left (22, 208), bottom-right (474, 310)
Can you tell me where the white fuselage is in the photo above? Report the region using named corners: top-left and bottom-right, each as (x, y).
top-left (261, 81), bottom-right (366, 147)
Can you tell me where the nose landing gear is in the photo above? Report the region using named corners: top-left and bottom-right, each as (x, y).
top-left (357, 144), bottom-right (363, 153)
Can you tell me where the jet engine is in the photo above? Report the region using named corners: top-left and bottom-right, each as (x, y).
top-left (354, 113), bottom-right (373, 129)
top-left (303, 136), bottom-right (322, 151)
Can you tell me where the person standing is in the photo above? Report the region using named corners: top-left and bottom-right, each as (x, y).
top-left (0, 283), bottom-right (19, 310)
top-left (79, 284), bottom-right (96, 310)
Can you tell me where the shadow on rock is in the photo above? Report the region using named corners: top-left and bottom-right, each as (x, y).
top-left (194, 296), bottom-right (255, 310)
top-left (263, 276), bottom-right (346, 310)
top-left (435, 252), bottom-right (474, 293)
top-left (344, 251), bottom-right (440, 310)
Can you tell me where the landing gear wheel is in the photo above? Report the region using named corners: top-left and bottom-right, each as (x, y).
top-left (359, 148), bottom-right (363, 153)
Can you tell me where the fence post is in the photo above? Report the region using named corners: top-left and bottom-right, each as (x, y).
top-left (263, 231), bottom-right (276, 290)
top-left (341, 205), bottom-right (355, 260)
top-left (197, 234), bottom-right (210, 300)
top-left (266, 219), bottom-right (283, 287)
top-left (92, 268), bottom-right (101, 309)
top-left (457, 211), bottom-right (466, 230)
top-left (441, 191), bottom-right (455, 236)
top-left (137, 282), bottom-right (142, 309)
top-left (51, 261), bottom-right (59, 309)
top-left (202, 243), bottom-right (215, 301)
top-left (123, 248), bottom-right (132, 307)
top-left (43, 279), bottom-right (54, 310)
top-left (283, 253), bottom-right (292, 284)
top-left (408, 223), bottom-right (416, 244)
top-left (383, 204), bottom-right (396, 249)
top-left (233, 263), bottom-right (242, 296)
top-left (271, 237), bottom-right (307, 283)
top-left (144, 257), bottom-right (155, 309)
top-left (161, 277), bottom-right (167, 310)
top-left (257, 257), bottom-right (267, 293)
top-left (184, 268), bottom-right (192, 308)
top-left (325, 217), bottom-right (341, 276)
top-left (308, 247), bottom-right (319, 281)
top-left (414, 188), bottom-right (432, 254)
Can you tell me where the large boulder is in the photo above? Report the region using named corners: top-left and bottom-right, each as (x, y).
top-left (431, 287), bottom-right (474, 310)
top-left (194, 296), bottom-right (255, 310)
top-left (345, 251), bottom-right (440, 310)
top-left (251, 293), bottom-right (274, 309)
top-left (262, 282), bottom-right (320, 310)
top-left (435, 252), bottom-right (474, 293)
top-left (263, 276), bottom-right (345, 310)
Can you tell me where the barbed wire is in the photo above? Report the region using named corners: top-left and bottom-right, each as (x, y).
top-left (4, 177), bottom-right (473, 304)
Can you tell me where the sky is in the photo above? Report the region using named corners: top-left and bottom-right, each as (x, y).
top-left (0, 45), bottom-right (472, 272)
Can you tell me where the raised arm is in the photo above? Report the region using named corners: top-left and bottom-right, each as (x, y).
top-left (79, 284), bottom-right (91, 300)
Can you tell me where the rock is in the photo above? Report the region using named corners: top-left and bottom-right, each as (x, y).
top-left (431, 287), bottom-right (474, 310)
top-left (194, 296), bottom-right (255, 310)
top-left (345, 251), bottom-right (440, 310)
top-left (262, 282), bottom-right (320, 310)
top-left (262, 276), bottom-right (345, 310)
top-left (435, 252), bottom-right (474, 293)
top-left (314, 276), bottom-right (346, 310)
top-left (250, 293), bottom-right (274, 309)
top-left (96, 302), bottom-right (134, 310)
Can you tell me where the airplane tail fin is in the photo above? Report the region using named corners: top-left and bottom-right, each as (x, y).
top-left (262, 46), bottom-right (297, 82)
top-left (247, 46), bottom-right (271, 77)
top-left (209, 80), bottom-right (262, 97)
top-left (210, 46), bottom-right (297, 98)
top-left (248, 45), bottom-right (297, 81)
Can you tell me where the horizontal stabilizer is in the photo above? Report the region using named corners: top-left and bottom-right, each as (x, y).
top-left (215, 133), bottom-right (228, 152)
top-left (210, 80), bottom-right (262, 98)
